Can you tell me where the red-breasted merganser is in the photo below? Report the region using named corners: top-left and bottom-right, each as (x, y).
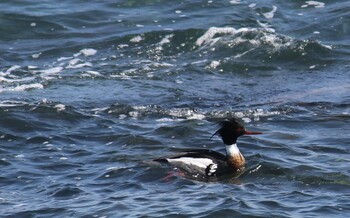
top-left (154, 118), bottom-right (262, 177)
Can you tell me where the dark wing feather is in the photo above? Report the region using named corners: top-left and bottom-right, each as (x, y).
top-left (182, 149), bottom-right (227, 161)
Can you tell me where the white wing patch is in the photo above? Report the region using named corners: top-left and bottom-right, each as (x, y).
top-left (207, 164), bottom-right (218, 176)
top-left (167, 157), bottom-right (218, 176)
top-left (167, 157), bottom-right (214, 169)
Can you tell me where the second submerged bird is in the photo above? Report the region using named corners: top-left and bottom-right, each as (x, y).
top-left (154, 118), bottom-right (262, 177)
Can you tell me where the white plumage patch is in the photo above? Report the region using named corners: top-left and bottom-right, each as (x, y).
top-left (167, 157), bottom-right (214, 169)
top-left (166, 157), bottom-right (218, 176)
top-left (225, 143), bottom-right (240, 156)
top-left (207, 164), bottom-right (218, 176)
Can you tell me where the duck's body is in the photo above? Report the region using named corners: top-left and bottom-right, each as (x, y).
top-left (154, 118), bottom-right (262, 177)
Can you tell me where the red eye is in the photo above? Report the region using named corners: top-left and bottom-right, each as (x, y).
top-left (237, 128), bottom-right (244, 132)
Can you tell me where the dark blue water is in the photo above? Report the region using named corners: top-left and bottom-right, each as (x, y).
top-left (1, 1), bottom-right (350, 217)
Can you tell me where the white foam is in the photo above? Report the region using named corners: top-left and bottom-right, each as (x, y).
top-left (132, 105), bottom-right (148, 110)
top-left (57, 56), bottom-right (73, 62)
top-left (119, 114), bottom-right (127, 119)
top-left (32, 52), bottom-right (42, 59)
top-left (305, 1), bottom-right (326, 8)
top-left (216, 109), bottom-right (282, 122)
top-left (0, 76), bottom-right (35, 83)
top-left (221, 29), bottom-right (288, 52)
top-left (86, 70), bottom-right (101, 76)
top-left (110, 74), bottom-right (133, 80)
top-left (80, 48), bottom-right (97, 57)
top-left (309, 65), bottom-right (316, 69)
top-left (208, 60), bottom-right (220, 69)
top-left (159, 34), bottom-right (174, 45)
top-left (248, 3), bottom-right (256, 8)
top-left (0, 100), bottom-right (25, 107)
top-left (66, 62), bottom-right (92, 69)
top-left (191, 59), bottom-right (208, 65)
top-left (5, 65), bottom-right (21, 74)
top-left (54, 104), bottom-right (66, 112)
top-left (10, 83), bottom-right (44, 92)
top-left (118, 44), bottom-right (129, 49)
top-left (163, 28), bottom-right (174, 31)
top-left (130, 35), bottom-right (144, 43)
top-left (150, 62), bottom-right (173, 68)
top-left (106, 166), bottom-right (123, 171)
top-left (242, 108), bottom-right (281, 119)
top-left (322, 44), bottom-right (332, 50)
top-left (168, 108), bottom-right (206, 120)
top-left (0, 102), bottom-right (14, 107)
top-left (15, 154), bottom-right (25, 158)
top-left (187, 113), bottom-right (206, 120)
top-left (156, 118), bottom-right (175, 123)
top-left (256, 20), bottom-right (275, 31)
top-left (65, 58), bottom-right (93, 69)
top-left (234, 48), bottom-right (256, 58)
top-left (28, 65), bottom-right (38, 69)
top-left (197, 26), bottom-right (280, 49)
top-left (229, 0), bottom-right (240, 4)
top-left (262, 6), bottom-right (278, 19)
top-left (39, 66), bottom-right (63, 77)
top-left (304, 1), bottom-right (325, 8)
top-left (129, 111), bottom-right (139, 118)
top-left (196, 27), bottom-right (238, 46)
top-left (242, 117), bottom-right (252, 123)
top-left (68, 58), bottom-right (81, 66)
top-left (15, 83), bottom-right (44, 91)
top-left (42, 98), bottom-right (49, 104)
top-left (249, 164), bottom-right (262, 173)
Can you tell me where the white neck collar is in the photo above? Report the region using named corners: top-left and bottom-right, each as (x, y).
top-left (225, 143), bottom-right (240, 156)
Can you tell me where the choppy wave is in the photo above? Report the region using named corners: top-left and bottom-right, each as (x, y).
top-left (193, 26), bottom-right (336, 72)
top-left (0, 25), bottom-right (338, 95)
